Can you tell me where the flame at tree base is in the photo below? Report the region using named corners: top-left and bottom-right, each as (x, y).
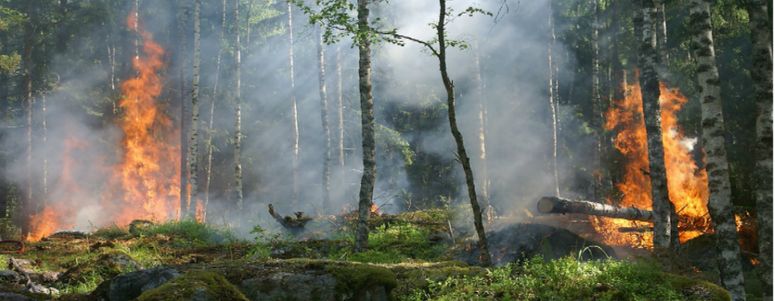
top-left (591, 76), bottom-right (711, 248)
top-left (25, 11), bottom-right (180, 242)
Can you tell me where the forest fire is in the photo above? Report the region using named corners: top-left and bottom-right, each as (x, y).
top-left (106, 11), bottom-right (180, 226)
top-left (25, 12), bottom-right (179, 241)
top-left (590, 76), bottom-right (711, 248)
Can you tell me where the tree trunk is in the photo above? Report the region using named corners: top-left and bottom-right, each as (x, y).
top-left (178, 2), bottom-right (190, 217)
top-left (336, 45), bottom-right (345, 168)
top-left (317, 27), bottom-right (332, 211)
top-left (537, 196), bottom-right (654, 221)
top-left (591, 0), bottom-right (611, 202)
top-left (22, 20), bottom-right (34, 238)
top-left (186, 0), bottom-right (201, 219)
top-left (688, 1), bottom-right (746, 299)
top-left (637, 0), bottom-right (672, 250)
top-left (473, 41), bottom-right (492, 222)
top-left (203, 0), bottom-right (228, 222)
top-left (435, 0), bottom-right (491, 266)
top-left (547, 12), bottom-right (560, 197)
top-left (655, 0), bottom-right (669, 64)
top-left (41, 92), bottom-right (47, 207)
top-left (354, 0), bottom-right (376, 253)
top-left (233, 0), bottom-right (244, 211)
top-left (287, 0), bottom-right (300, 205)
top-left (747, 1), bottom-right (773, 299)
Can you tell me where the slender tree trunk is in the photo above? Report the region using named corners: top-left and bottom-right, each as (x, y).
top-left (203, 0), bottom-right (228, 222)
top-left (233, 0), bottom-right (243, 211)
top-left (134, 0), bottom-right (139, 59)
top-left (41, 92), bottom-right (47, 207)
top-left (747, 1), bottom-right (773, 299)
top-left (547, 12), bottom-right (560, 197)
top-left (655, 0), bottom-right (669, 64)
top-left (186, 0), bottom-right (201, 219)
top-left (473, 41), bottom-right (492, 222)
top-left (591, 0), bottom-right (611, 202)
top-left (354, 0), bottom-right (376, 253)
top-left (317, 27), bottom-right (332, 211)
top-left (688, 1), bottom-right (746, 299)
top-left (434, 0), bottom-right (491, 266)
top-left (336, 45), bottom-right (345, 168)
top-left (22, 21), bottom-right (34, 238)
top-left (638, 0), bottom-right (672, 250)
top-left (178, 2), bottom-right (190, 217)
top-left (287, 0), bottom-right (300, 205)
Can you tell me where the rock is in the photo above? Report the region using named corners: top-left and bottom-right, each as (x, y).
top-left (25, 282), bottom-right (59, 296)
top-left (459, 223), bottom-right (616, 266)
top-left (240, 271), bottom-right (338, 300)
top-left (0, 270), bottom-right (21, 283)
top-left (136, 271), bottom-right (248, 301)
top-left (7, 258), bottom-right (34, 275)
top-left (90, 267), bottom-right (181, 301)
top-left (59, 251), bottom-right (141, 285)
top-left (0, 292), bottom-right (33, 301)
top-left (231, 259), bottom-right (396, 301)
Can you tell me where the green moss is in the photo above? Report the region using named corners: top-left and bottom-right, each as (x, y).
top-left (137, 271), bottom-right (249, 301)
top-left (323, 262), bottom-right (398, 296)
top-left (662, 273), bottom-right (731, 301)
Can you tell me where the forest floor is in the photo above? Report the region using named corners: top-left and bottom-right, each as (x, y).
top-left (0, 209), bottom-right (759, 300)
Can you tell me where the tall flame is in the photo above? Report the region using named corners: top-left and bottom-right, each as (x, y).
top-left (25, 11), bottom-right (179, 241)
top-left (591, 75), bottom-right (711, 248)
top-left (107, 11), bottom-right (180, 226)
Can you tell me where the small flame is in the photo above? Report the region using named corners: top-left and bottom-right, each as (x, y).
top-left (591, 75), bottom-right (711, 248)
top-left (370, 203), bottom-right (380, 215)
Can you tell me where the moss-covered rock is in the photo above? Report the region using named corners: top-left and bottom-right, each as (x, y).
top-left (137, 271), bottom-right (249, 301)
top-left (90, 267), bottom-right (181, 301)
top-left (389, 261), bottom-right (486, 298)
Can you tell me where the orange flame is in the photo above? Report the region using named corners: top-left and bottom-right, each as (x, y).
top-left (591, 75), bottom-right (711, 248)
top-left (106, 11), bottom-right (180, 226)
top-left (370, 203), bottom-right (380, 215)
top-left (26, 138), bottom-right (82, 241)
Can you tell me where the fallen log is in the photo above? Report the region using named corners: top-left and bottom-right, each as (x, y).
top-left (537, 196), bottom-right (653, 222)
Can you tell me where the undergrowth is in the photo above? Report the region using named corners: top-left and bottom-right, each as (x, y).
top-left (403, 256), bottom-right (730, 301)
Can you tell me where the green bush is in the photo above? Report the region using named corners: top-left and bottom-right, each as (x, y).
top-left (404, 257), bottom-right (730, 301)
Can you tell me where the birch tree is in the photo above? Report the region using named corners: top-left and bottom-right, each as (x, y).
top-left (185, 0), bottom-right (201, 219)
top-left (746, 1), bottom-right (772, 299)
top-left (637, 0), bottom-right (671, 249)
top-left (287, 0), bottom-right (300, 205)
top-left (688, 0), bottom-right (746, 299)
top-left (203, 0), bottom-right (228, 222)
top-left (317, 27), bottom-right (332, 210)
top-left (233, 0), bottom-right (244, 211)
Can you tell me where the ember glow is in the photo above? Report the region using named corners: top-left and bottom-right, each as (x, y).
top-left (26, 11), bottom-right (180, 241)
top-left (591, 75), bottom-right (711, 248)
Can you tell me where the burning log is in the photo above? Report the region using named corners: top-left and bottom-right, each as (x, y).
top-left (267, 204), bottom-right (312, 232)
top-left (537, 196), bottom-right (653, 222)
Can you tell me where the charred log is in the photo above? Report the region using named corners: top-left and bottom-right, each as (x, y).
top-left (267, 204), bottom-right (312, 232)
top-left (537, 196), bottom-right (653, 222)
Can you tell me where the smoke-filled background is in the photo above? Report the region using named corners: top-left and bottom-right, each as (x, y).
top-left (0, 0), bottom-right (759, 238)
